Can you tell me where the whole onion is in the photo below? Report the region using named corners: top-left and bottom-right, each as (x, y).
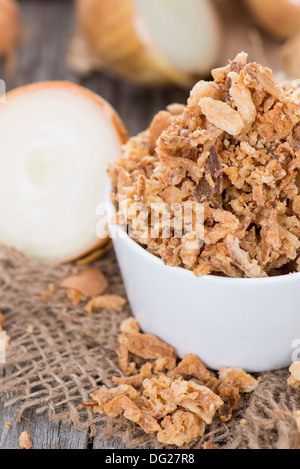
top-left (74, 0), bottom-right (222, 87)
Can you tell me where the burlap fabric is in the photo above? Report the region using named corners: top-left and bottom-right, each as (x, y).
top-left (0, 245), bottom-right (300, 449)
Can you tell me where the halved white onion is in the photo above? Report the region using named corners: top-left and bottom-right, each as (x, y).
top-left (74, 0), bottom-right (221, 87)
top-left (0, 82), bottom-right (127, 264)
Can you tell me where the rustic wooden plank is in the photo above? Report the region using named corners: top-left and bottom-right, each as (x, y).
top-left (0, 368), bottom-right (88, 449)
top-left (81, 73), bottom-right (188, 137)
top-left (0, 364), bottom-right (88, 449)
top-left (29, 415), bottom-right (88, 450)
top-left (0, 401), bottom-right (88, 449)
top-left (0, 399), bottom-right (30, 449)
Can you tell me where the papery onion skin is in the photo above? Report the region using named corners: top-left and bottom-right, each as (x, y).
top-left (1, 82), bottom-right (128, 264)
top-left (75, 0), bottom-right (221, 88)
top-left (0, 0), bottom-right (20, 70)
top-left (245, 0), bottom-right (300, 40)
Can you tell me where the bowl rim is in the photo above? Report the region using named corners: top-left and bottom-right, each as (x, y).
top-left (105, 181), bottom-right (300, 285)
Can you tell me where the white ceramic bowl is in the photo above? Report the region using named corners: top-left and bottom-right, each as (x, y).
top-left (105, 184), bottom-right (300, 372)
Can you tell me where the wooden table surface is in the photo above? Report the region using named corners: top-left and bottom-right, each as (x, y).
top-left (0, 0), bottom-right (282, 449)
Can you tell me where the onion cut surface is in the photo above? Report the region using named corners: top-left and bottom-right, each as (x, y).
top-left (0, 82), bottom-right (127, 264)
top-left (133, 0), bottom-right (221, 76)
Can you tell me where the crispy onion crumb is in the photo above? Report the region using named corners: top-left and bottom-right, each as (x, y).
top-left (109, 52), bottom-right (300, 278)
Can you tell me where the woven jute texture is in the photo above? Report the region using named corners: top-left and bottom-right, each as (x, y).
top-left (0, 245), bottom-right (300, 449)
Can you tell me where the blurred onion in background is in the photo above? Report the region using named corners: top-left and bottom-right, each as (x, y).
top-left (0, 0), bottom-right (20, 72)
top-left (3, 1), bottom-right (300, 87)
